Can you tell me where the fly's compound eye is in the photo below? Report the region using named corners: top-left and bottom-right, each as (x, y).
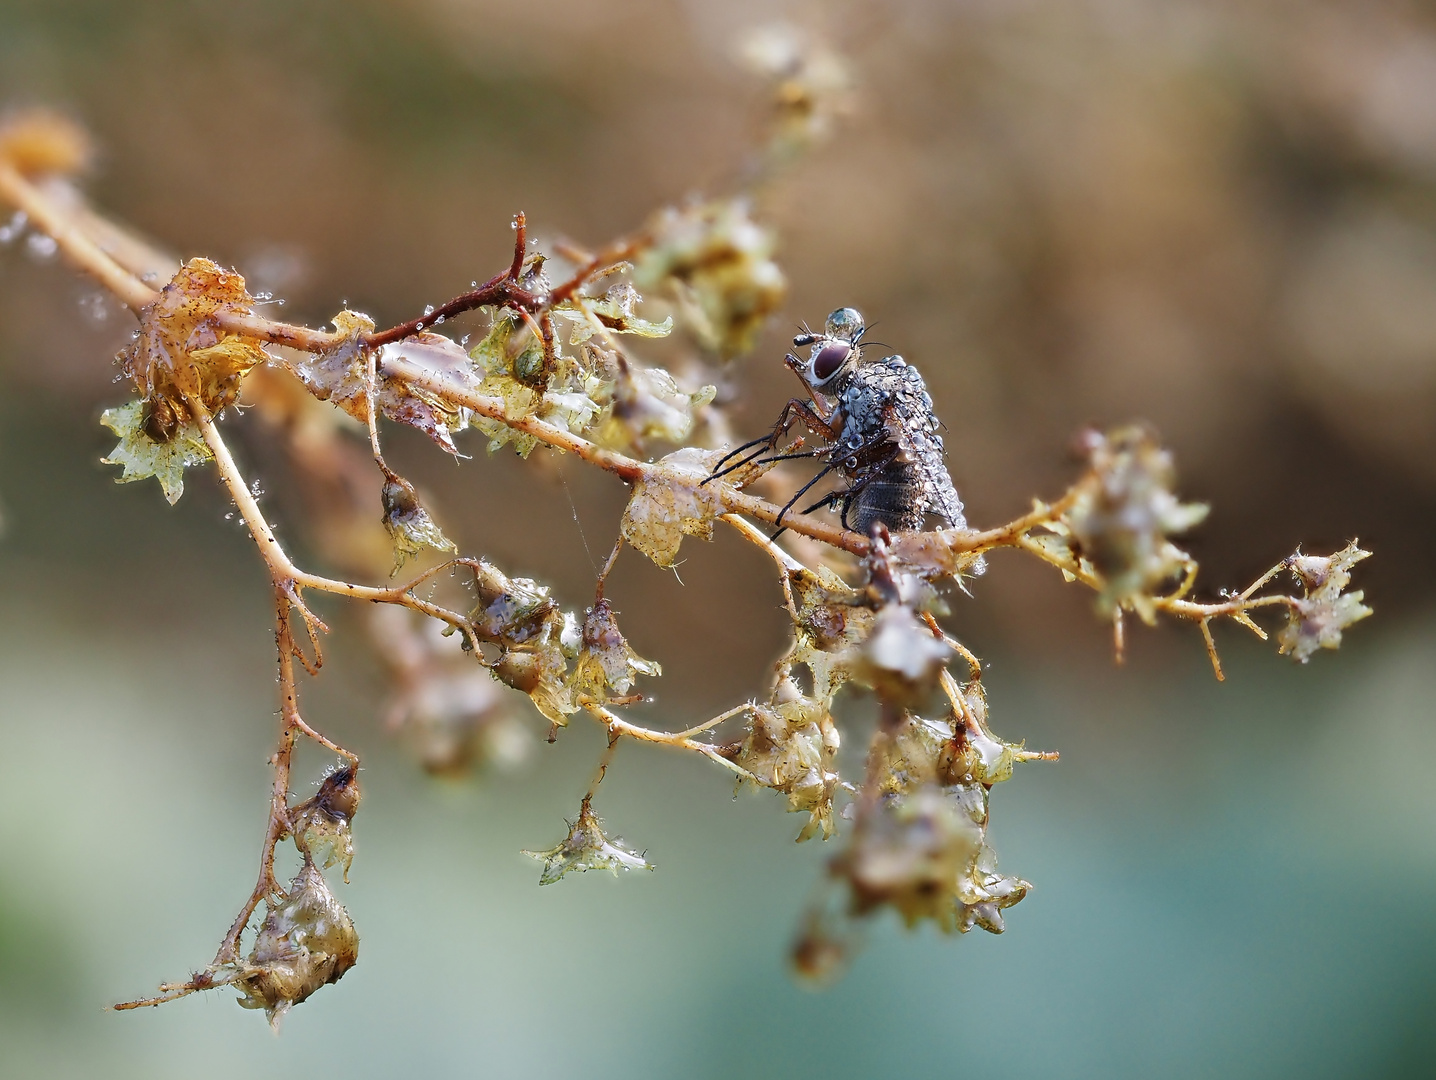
top-left (812, 341), bottom-right (851, 383)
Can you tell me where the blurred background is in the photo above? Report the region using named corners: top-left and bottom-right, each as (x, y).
top-left (1, 1), bottom-right (1434, 1076)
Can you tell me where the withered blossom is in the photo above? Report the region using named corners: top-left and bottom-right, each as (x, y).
top-left (735, 680), bottom-right (841, 841)
top-left (569, 598), bottom-right (660, 703)
top-left (235, 861), bottom-right (359, 1029)
top-left (381, 476), bottom-right (456, 573)
top-left (523, 801), bottom-right (653, 885)
top-left (1066, 426), bottom-right (1209, 619)
top-left (1277, 542), bottom-right (1373, 663)
top-left (635, 198), bottom-right (786, 357)
top-left (290, 766), bottom-right (361, 881)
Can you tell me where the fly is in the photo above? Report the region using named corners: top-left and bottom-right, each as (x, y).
top-left (708, 307), bottom-right (975, 545)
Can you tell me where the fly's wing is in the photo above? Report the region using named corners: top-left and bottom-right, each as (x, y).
top-left (878, 359), bottom-right (970, 531)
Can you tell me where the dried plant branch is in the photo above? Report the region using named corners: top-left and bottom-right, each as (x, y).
top-left (0, 97), bottom-right (1372, 1019)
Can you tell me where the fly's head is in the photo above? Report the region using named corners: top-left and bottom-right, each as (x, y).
top-left (786, 306), bottom-right (866, 394)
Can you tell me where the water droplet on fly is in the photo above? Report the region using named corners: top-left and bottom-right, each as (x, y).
top-left (423, 305), bottom-right (435, 316)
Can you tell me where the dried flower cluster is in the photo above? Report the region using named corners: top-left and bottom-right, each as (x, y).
top-left (0, 42), bottom-right (1372, 1030)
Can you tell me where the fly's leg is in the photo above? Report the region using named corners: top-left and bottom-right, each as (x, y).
top-left (769, 463), bottom-right (842, 538)
top-left (705, 398), bottom-right (841, 484)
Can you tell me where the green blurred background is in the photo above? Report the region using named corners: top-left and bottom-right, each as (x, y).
top-left (2, 1), bottom-right (1435, 1076)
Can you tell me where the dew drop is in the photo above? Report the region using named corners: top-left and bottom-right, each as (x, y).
top-left (423, 304), bottom-right (435, 316)
top-left (79, 292), bottom-right (109, 323)
top-left (0, 209), bottom-right (26, 244)
top-left (25, 232), bottom-right (58, 260)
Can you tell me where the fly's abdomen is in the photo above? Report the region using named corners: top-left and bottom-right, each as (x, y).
top-left (849, 458), bottom-right (928, 534)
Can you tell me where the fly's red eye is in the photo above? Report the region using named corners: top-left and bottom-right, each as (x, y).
top-left (813, 342), bottom-right (850, 382)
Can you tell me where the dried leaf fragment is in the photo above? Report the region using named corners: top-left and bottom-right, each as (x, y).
top-left (620, 447), bottom-right (725, 567)
top-left (119, 258), bottom-right (269, 413)
top-left (100, 399), bottom-right (212, 504)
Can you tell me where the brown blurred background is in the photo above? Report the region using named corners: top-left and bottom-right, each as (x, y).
top-left (1, 2), bottom-right (1434, 1077)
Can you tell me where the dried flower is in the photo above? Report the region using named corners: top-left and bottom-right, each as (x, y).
top-left (738, 25), bottom-right (852, 168)
top-left (789, 906), bottom-right (857, 987)
top-left (468, 313), bottom-right (544, 455)
top-left (557, 281), bottom-right (673, 343)
top-left (118, 258), bottom-right (270, 415)
top-left (290, 766), bottom-right (361, 881)
top-left (735, 681), bottom-right (841, 841)
top-left (1067, 426), bottom-right (1209, 620)
top-left (235, 861), bottom-right (358, 1028)
top-left (100, 398), bottom-right (212, 504)
top-left (300, 313), bottom-right (477, 455)
top-left (845, 602), bottom-right (952, 711)
top-left (0, 109), bottom-right (92, 176)
top-left (590, 349), bottom-right (716, 453)
top-left (381, 476), bottom-right (456, 573)
top-left (523, 801), bottom-right (653, 885)
top-left (838, 779), bottom-right (1027, 934)
top-left (569, 598), bottom-right (660, 703)
top-left (635, 199), bottom-right (786, 358)
top-left (1277, 542), bottom-right (1373, 662)
top-left (374, 607), bottom-right (528, 775)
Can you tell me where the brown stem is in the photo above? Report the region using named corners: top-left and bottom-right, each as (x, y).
top-left (0, 163), bottom-right (159, 311)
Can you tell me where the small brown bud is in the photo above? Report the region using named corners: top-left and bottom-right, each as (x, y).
top-left (141, 396), bottom-right (180, 443)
